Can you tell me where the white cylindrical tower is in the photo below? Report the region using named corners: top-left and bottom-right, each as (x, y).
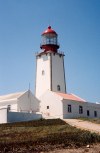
top-left (35, 26), bottom-right (66, 98)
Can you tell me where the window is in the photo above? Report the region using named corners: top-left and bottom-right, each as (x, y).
top-left (43, 56), bottom-right (48, 61)
top-left (87, 110), bottom-right (90, 116)
top-left (94, 111), bottom-right (97, 117)
top-left (57, 85), bottom-right (60, 91)
top-left (42, 70), bottom-right (45, 75)
top-left (79, 106), bottom-right (83, 114)
top-left (47, 106), bottom-right (49, 109)
top-left (68, 105), bottom-right (72, 113)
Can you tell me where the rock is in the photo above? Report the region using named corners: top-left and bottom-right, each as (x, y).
top-left (86, 145), bottom-right (90, 148)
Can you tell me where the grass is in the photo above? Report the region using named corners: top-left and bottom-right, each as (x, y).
top-left (78, 118), bottom-right (100, 124)
top-left (0, 119), bottom-right (100, 152)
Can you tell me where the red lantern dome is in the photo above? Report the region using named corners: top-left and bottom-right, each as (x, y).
top-left (40, 26), bottom-right (59, 52)
top-left (42, 26), bottom-right (57, 35)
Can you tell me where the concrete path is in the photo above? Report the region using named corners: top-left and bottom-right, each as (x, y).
top-left (63, 119), bottom-right (100, 134)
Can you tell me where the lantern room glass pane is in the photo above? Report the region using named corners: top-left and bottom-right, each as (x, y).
top-left (42, 34), bottom-right (58, 45)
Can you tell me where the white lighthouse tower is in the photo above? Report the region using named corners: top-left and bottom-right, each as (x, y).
top-left (35, 26), bottom-right (66, 98)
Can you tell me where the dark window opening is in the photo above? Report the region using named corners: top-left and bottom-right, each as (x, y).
top-left (7, 105), bottom-right (11, 111)
top-left (79, 106), bottom-right (83, 114)
top-left (42, 70), bottom-right (45, 75)
top-left (47, 106), bottom-right (49, 109)
top-left (94, 111), bottom-right (97, 117)
top-left (57, 85), bottom-right (60, 91)
top-left (68, 105), bottom-right (72, 113)
top-left (87, 110), bottom-right (90, 116)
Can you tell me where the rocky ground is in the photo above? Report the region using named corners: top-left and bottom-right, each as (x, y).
top-left (46, 144), bottom-right (100, 153)
top-left (0, 119), bottom-right (100, 153)
top-left (0, 143), bottom-right (100, 153)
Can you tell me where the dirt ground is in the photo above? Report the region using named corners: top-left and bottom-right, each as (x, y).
top-left (45, 144), bottom-right (100, 153)
top-left (63, 119), bottom-right (100, 134)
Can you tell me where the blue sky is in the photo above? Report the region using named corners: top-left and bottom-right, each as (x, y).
top-left (0, 0), bottom-right (100, 102)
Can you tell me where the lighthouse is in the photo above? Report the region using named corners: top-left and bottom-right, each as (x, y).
top-left (35, 26), bottom-right (66, 98)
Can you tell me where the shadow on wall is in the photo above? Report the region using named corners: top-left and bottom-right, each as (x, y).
top-left (7, 112), bottom-right (42, 123)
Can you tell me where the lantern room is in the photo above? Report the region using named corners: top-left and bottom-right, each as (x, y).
top-left (40, 26), bottom-right (59, 52)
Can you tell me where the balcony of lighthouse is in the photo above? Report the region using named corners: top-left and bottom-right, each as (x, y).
top-left (35, 50), bottom-right (65, 57)
top-left (40, 41), bottom-right (60, 49)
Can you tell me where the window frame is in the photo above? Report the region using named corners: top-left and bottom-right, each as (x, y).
top-left (42, 70), bottom-right (45, 75)
top-left (47, 106), bottom-right (49, 109)
top-left (94, 111), bottom-right (97, 117)
top-left (57, 85), bottom-right (60, 91)
top-left (79, 106), bottom-right (83, 114)
top-left (87, 110), bottom-right (90, 116)
top-left (68, 104), bottom-right (72, 113)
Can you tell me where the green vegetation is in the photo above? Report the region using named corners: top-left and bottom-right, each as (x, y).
top-left (0, 119), bottom-right (100, 152)
top-left (78, 118), bottom-right (100, 124)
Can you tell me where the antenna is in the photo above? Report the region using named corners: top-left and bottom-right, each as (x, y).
top-left (29, 83), bottom-right (30, 91)
top-left (28, 83), bottom-right (32, 112)
top-left (28, 83), bottom-right (30, 98)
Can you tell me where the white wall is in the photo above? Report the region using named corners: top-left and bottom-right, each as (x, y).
top-left (52, 53), bottom-right (66, 93)
top-left (7, 112), bottom-right (42, 123)
top-left (35, 54), bottom-right (51, 98)
top-left (0, 100), bottom-right (17, 112)
top-left (11, 104), bottom-right (17, 112)
top-left (35, 52), bottom-right (66, 99)
top-left (85, 102), bottom-right (100, 118)
top-left (63, 99), bottom-right (100, 119)
top-left (17, 90), bottom-right (40, 112)
top-left (40, 90), bottom-right (63, 119)
top-left (0, 108), bottom-right (7, 123)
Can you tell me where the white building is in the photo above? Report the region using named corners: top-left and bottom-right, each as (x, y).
top-left (0, 90), bottom-right (41, 123)
top-left (0, 90), bottom-right (39, 112)
top-left (40, 90), bottom-right (100, 119)
top-left (35, 26), bottom-right (100, 119)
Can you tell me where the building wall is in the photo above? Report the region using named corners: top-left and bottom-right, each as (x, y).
top-left (51, 53), bottom-right (66, 93)
top-left (7, 112), bottom-right (42, 123)
top-left (0, 108), bottom-right (7, 123)
top-left (0, 100), bottom-right (17, 112)
top-left (11, 104), bottom-right (17, 111)
top-left (63, 99), bottom-right (100, 118)
top-left (17, 91), bottom-right (40, 112)
top-left (40, 90), bottom-right (63, 119)
top-left (35, 54), bottom-right (51, 98)
top-left (40, 91), bottom-right (100, 119)
top-left (35, 52), bottom-right (66, 99)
